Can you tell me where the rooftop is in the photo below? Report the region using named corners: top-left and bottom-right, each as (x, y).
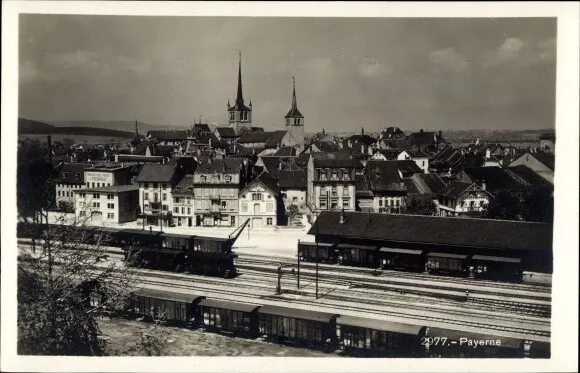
top-left (134, 164), bottom-right (179, 183)
top-left (278, 170), bottom-right (307, 189)
top-left (76, 184), bottom-right (139, 193)
top-left (308, 211), bottom-right (553, 252)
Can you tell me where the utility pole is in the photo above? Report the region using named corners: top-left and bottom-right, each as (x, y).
top-left (315, 217), bottom-right (319, 299)
top-left (276, 265), bottom-right (282, 295)
top-left (297, 239), bottom-right (300, 289)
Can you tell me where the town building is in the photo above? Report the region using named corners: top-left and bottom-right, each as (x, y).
top-left (507, 151), bottom-right (555, 184)
top-left (456, 167), bottom-right (522, 194)
top-left (83, 164), bottom-right (132, 188)
top-left (146, 130), bottom-right (189, 146)
top-left (539, 133), bottom-right (555, 153)
top-left (505, 165), bottom-right (552, 188)
top-left (284, 77), bottom-right (305, 152)
top-left (238, 172), bottom-right (281, 228)
top-left (435, 181), bottom-right (492, 217)
top-left (214, 127), bottom-right (240, 145)
top-left (278, 169), bottom-right (307, 211)
top-left (342, 128), bottom-right (377, 156)
top-left (54, 162), bottom-right (92, 210)
top-left (401, 129), bottom-right (446, 154)
top-left (307, 153), bottom-right (362, 215)
top-left (171, 174), bottom-right (195, 227)
top-left (193, 158), bottom-right (245, 227)
top-left (365, 160), bottom-right (407, 214)
top-left (227, 52), bottom-right (252, 133)
top-left (73, 184), bottom-right (140, 224)
top-left (135, 164), bottom-right (183, 226)
top-left (237, 130), bottom-right (297, 154)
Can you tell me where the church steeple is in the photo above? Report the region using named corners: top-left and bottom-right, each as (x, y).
top-left (285, 76), bottom-right (304, 121)
top-left (227, 50), bottom-right (252, 133)
top-left (236, 50), bottom-right (244, 106)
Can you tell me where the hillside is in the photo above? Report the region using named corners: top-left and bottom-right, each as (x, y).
top-left (19, 118), bottom-right (134, 138)
top-left (45, 120), bottom-right (180, 133)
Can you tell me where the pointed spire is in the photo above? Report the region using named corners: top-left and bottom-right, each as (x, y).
top-left (227, 99), bottom-right (231, 109)
top-left (291, 76), bottom-right (298, 111)
top-left (236, 50), bottom-right (244, 105)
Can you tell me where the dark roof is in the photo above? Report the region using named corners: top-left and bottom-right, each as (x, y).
top-left (414, 173), bottom-right (446, 195)
top-left (396, 160), bottom-right (423, 175)
top-left (193, 123), bottom-right (211, 133)
top-left (344, 134), bottom-right (377, 147)
top-left (264, 130), bottom-right (289, 148)
top-left (147, 130), bottom-right (189, 141)
top-left (436, 181), bottom-right (473, 199)
top-left (505, 165), bottom-right (551, 187)
top-left (273, 146), bottom-right (297, 157)
top-left (462, 152), bottom-right (486, 168)
top-left (195, 158), bottom-right (243, 175)
top-left (76, 184), bottom-right (139, 193)
top-left (198, 298), bottom-right (259, 313)
top-left (461, 167), bottom-right (522, 192)
top-left (374, 149), bottom-right (400, 160)
top-left (366, 161), bottom-right (405, 192)
top-left (404, 131), bottom-right (443, 146)
top-left (337, 316), bottom-right (423, 335)
top-left (539, 132), bottom-right (555, 141)
top-left (403, 179), bottom-right (420, 194)
top-left (135, 164), bottom-right (179, 183)
top-left (355, 174), bottom-right (373, 198)
top-left (260, 157), bottom-right (284, 179)
top-left (115, 154), bottom-right (164, 163)
top-left (244, 171), bottom-right (280, 195)
top-left (313, 153), bottom-right (363, 169)
top-left (310, 140), bottom-right (340, 153)
top-left (155, 145), bottom-right (177, 157)
top-left (278, 170), bottom-right (307, 189)
top-left (258, 305), bottom-right (338, 323)
top-left (237, 131), bottom-right (277, 144)
top-left (530, 152), bottom-right (555, 171)
top-left (55, 163), bottom-right (91, 184)
top-left (215, 127), bottom-right (238, 138)
top-left (134, 288), bottom-right (203, 304)
top-left (405, 150), bottom-right (429, 158)
top-left (308, 211), bottom-right (553, 252)
top-left (172, 174), bottom-right (195, 194)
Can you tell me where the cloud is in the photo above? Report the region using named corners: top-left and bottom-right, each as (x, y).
top-left (483, 37), bottom-right (556, 67)
top-left (352, 56), bottom-right (393, 78)
top-left (428, 47), bottom-right (469, 73)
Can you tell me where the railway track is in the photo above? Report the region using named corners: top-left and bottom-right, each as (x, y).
top-left (133, 272), bottom-right (550, 340)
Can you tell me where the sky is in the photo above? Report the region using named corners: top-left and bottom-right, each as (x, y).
top-left (18, 15), bottom-right (557, 132)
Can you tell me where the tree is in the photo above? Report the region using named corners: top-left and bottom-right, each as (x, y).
top-left (17, 139), bottom-right (54, 219)
top-left (522, 185), bottom-right (554, 223)
top-left (18, 211), bottom-right (135, 355)
top-left (403, 195), bottom-right (437, 216)
top-left (483, 186), bottom-right (554, 223)
top-left (285, 204), bottom-right (300, 225)
top-left (483, 189), bottom-right (523, 221)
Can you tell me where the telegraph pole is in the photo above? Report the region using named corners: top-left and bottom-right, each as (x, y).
top-left (315, 217), bottom-right (319, 299)
top-left (297, 239), bottom-right (300, 289)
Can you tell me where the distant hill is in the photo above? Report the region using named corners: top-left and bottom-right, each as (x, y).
top-left (19, 118), bottom-right (134, 138)
top-left (46, 120), bottom-right (183, 134)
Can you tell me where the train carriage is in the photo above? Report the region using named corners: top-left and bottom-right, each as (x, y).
top-left (426, 252), bottom-right (469, 276)
top-left (378, 247), bottom-right (425, 271)
top-left (197, 298), bottom-right (260, 335)
top-left (336, 244), bottom-right (379, 268)
top-left (336, 316), bottom-right (424, 357)
top-left (471, 255), bottom-right (522, 282)
top-left (128, 288), bottom-right (204, 326)
top-left (298, 242), bottom-right (337, 263)
top-left (257, 305), bottom-right (339, 348)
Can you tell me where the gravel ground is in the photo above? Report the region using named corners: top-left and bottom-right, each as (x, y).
top-left (100, 318), bottom-right (336, 357)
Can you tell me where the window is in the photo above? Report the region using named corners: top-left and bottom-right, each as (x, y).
top-left (343, 187), bottom-right (350, 197)
top-left (187, 197), bottom-right (191, 204)
top-left (331, 186), bottom-right (338, 196)
top-left (200, 175), bottom-right (207, 183)
top-left (80, 192), bottom-right (86, 198)
top-left (174, 197), bottom-right (179, 203)
top-left (331, 199), bottom-right (338, 210)
top-left (241, 203), bottom-right (248, 212)
top-left (163, 193), bottom-right (167, 201)
top-left (252, 193), bottom-right (263, 201)
top-left (153, 182), bottom-right (158, 188)
top-left (91, 182), bottom-right (95, 188)
top-left (174, 207), bottom-right (179, 213)
top-left (203, 188), bottom-right (209, 197)
top-left (93, 202), bottom-right (100, 208)
top-left (93, 193), bottom-right (100, 199)
top-left (107, 194), bottom-right (114, 200)
top-left (221, 201), bottom-right (227, 208)
top-left (225, 176), bottom-right (232, 183)
top-left (107, 213), bottom-right (114, 220)
top-left (293, 197), bottom-right (298, 202)
top-left (162, 204), bottom-right (168, 211)
top-left (343, 199), bottom-right (349, 209)
top-left (379, 199), bottom-right (383, 207)
top-left (145, 183), bottom-right (149, 188)
top-left (57, 191), bottom-right (61, 197)
top-left (331, 170), bottom-right (338, 180)
top-left (266, 203), bottom-right (273, 212)
top-left (144, 192), bottom-right (149, 200)
top-left (319, 199), bottom-right (327, 209)
top-left (181, 207), bottom-right (185, 214)
top-left (107, 203), bottom-right (114, 209)
top-left (267, 218), bottom-right (273, 225)
top-left (187, 207), bottom-right (191, 214)
top-left (86, 182), bottom-right (90, 187)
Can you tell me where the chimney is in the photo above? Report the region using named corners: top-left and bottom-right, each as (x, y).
top-left (485, 148), bottom-right (491, 160)
top-left (420, 129), bottom-right (424, 133)
top-left (361, 127), bottom-right (365, 136)
top-left (47, 135), bottom-right (53, 164)
top-left (322, 128), bottom-right (326, 135)
top-left (339, 209), bottom-right (346, 224)
top-left (114, 154), bottom-right (119, 163)
top-left (209, 138), bottom-right (212, 147)
top-left (481, 179), bottom-right (486, 191)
